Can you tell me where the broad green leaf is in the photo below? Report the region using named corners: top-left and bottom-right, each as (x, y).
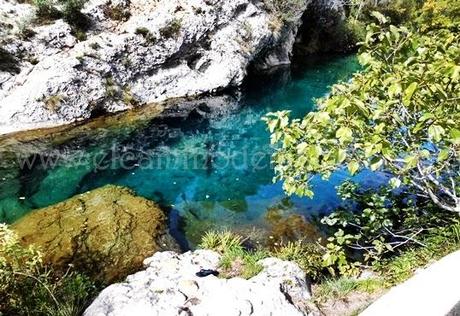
top-left (402, 82), bottom-right (418, 106)
top-left (370, 157), bottom-right (383, 171)
top-left (450, 129), bottom-right (460, 145)
top-left (348, 160), bottom-right (360, 175)
top-left (371, 11), bottom-right (388, 24)
top-left (359, 52), bottom-right (373, 66)
top-left (428, 125), bottom-right (445, 142)
top-left (438, 149), bottom-right (450, 162)
top-left (336, 127), bottom-right (353, 143)
top-left (336, 149), bottom-right (347, 164)
top-left (404, 155), bottom-right (418, 169)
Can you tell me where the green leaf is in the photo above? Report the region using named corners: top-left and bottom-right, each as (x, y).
top-left (370, 157), bottom-right (383, 171)
top-left (371, 11), bottom-right (388, 24)
top-left (336, 127), bottom-right (353, 143)
top-left (438, 149), bottom-right (449, 162)
top-left (428, 125), bottom-right (445, 142)
top-left (336, 149), bottom-right (347, 164)
top-left (404, 155), bottom-right (418, 169)
top-left (402, 82), bottom-right (418, 106)
top-left (450, 129), bottom-right (460, 145)
top-left (359, 52), bottom-right (373, 66)
top-left (388, 83), bottom-right (402, 98)
top-left (348, 160), bottom-right (360, 175)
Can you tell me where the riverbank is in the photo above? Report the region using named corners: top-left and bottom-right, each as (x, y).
top-left (3, 219), bottom-right (460, 316)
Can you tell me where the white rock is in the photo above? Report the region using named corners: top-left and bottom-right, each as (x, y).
top-left (84, 250), bottom-right (312, 316)
top-left (0, 0), bottom-right (347, 135)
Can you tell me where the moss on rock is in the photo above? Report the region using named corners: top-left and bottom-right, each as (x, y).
top-left (12, 185), bottom-right (175, 282)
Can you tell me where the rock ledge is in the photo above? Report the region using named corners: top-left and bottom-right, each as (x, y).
top-left (85, 250), bottom-right (312, 316)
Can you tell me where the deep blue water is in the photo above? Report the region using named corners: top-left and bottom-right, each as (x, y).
top-left (0, 55), bottom-right (384, 248)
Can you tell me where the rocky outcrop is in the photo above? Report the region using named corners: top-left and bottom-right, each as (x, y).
top-left (11, 185), bottom-right (177, 282)
top-left (0, 0), bottom-right (309, 134)
top-left (0, 0), bottom-right (346, 135)
top-left (84, 250), bottom-right (312, 316)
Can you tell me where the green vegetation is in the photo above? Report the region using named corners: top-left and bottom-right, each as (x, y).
top-left (199, 231), bottom-right (326, 280)
top-left (135, 27), bottom-right (157, 44)
top-left (344, 0), bottom-right (422, 44)
top-left (265, 0), bottom-right (460, 277)
top-left (264, 0), bottom-right (305, 31)
top-left (33, 0), bottom-right (90, 40)
top-left (0, 224), bottom-right (98, 316)
top-left (271, 240), bottom-right (324, 280)
top-left (199, 231), bottom-right (265, 279)
top-left (314, 277), bottom-right (383, 302)
top-left (159, 19), bottom-right (182, 39)
top-left (375, 222), bottom-right (460, 286)
top-left (102, 3), bottom-right (131, 22)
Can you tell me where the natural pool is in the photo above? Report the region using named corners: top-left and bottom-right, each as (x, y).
top-left (0, 55), bottom-right (383, 249)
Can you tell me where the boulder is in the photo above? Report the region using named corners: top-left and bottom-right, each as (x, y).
top-left (11, 185), bottom-right (177, 282)
top-left (84, 250), bottom-right (312, 316)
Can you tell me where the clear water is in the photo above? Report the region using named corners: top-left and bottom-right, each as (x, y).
top-left (0, 55), bottom-right (378, 248)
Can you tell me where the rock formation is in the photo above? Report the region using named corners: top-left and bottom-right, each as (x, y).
top-left (84, 250), bottom-right (312, 316)
top-left (11, 185), bottom-right (177, 282)
top-left (0, 0), bottom-right (344, 135)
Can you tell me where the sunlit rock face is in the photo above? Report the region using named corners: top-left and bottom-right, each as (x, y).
top-left (0, 0), bottom-right (346, 135)
top-left (85, 250), bottom-right (312, 316)
top-left (0, 0), bottom-right (302, 134)
top-left (11, 185), bottom-right (178, 282)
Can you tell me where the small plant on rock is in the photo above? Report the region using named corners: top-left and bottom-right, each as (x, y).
top-left (159, 18), bottom-right (182, 39)
top-left (135, 27), bottom-right (157, 44)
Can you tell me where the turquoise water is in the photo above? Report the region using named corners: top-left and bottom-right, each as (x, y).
top-left (0, 55), bottom-right (374, 248)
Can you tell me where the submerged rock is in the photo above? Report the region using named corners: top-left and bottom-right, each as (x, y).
top-left (85, 250), bottom-right (312, 316)
top-left (11, 185), bottom-right (177, 282)
top-left (0, 0), bottom-right (345, 135)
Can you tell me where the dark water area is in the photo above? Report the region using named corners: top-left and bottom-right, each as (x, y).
top-left (0, 54), bottom-right (385, 248)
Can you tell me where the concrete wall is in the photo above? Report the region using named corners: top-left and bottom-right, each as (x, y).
top-left (361, 250), bottom-right (460, 316)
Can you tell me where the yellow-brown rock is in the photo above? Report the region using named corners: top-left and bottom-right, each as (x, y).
top-left (12, 185), bottom-right (174, 282)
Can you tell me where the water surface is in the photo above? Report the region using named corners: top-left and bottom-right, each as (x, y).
top-left (0, 55), bottom-right (370, 248)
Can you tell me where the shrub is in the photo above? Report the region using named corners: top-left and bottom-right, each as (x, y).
top-left (159, 19), bottom-right (182, 39)
top-left (0, 224), bottom-right (98, 316)
top-left (34, 0), bottom-right (62, 22)
top-left (265, 10), bottom-right (460, 214)
top-left (59, 0), bottom-right (90, 31)
top-left (103, 3), bottom-right (131, 21)
top-left (33, 0), bottom-right (90, 37)
top-left (264, 0), bottom-right (305, 24)
top-left (272, 241), bottom-right (325, 280)
top-left (135, 27), bottom-right (157, 44)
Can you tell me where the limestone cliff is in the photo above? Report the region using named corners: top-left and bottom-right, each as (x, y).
top-left (0, 0), bottom-right (343, 135)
